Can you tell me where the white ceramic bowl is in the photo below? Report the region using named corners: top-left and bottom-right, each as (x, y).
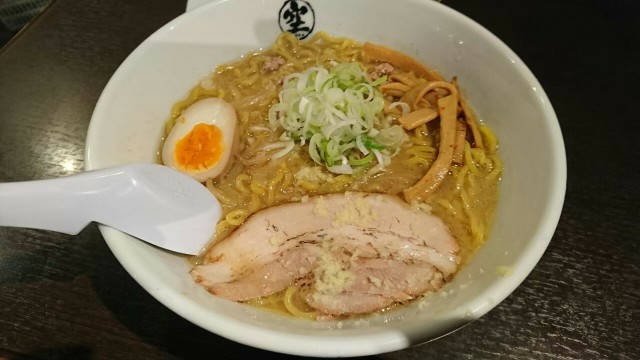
top-left (85, 0), bottom-right (566, 356)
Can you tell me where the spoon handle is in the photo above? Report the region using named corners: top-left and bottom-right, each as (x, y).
top-left (0, 168), bottom-right (128, 234)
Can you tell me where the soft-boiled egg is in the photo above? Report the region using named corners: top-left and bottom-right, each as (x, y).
top-left (162, 98), bottom-right (237, 182)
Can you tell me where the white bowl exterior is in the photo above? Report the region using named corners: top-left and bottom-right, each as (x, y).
top-left (86, 0), bottom-right (566, 356)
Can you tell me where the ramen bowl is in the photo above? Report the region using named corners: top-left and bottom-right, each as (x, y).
top-left (85, 0), bottom-right (566, 356)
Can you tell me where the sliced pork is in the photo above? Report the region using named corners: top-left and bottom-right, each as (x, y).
top-left (191, 192), bottom-right (459, 316)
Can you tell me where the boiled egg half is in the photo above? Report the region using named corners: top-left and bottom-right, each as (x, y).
top-left (162, 98), bottom-right (237, 182)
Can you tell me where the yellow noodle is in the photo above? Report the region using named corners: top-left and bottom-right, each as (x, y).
top-left (468, 213), bottom-right (479, 240)
top-left (463, 142), bottom-right (480, 175)
top-left (235, 174), bottom-right (252, 195)
top-left (296, 49), bottom-right (316, 60)
top-left (300, 41), bottom-right (322, 53)
top-left (216, 219), bottom-right (236, 235)
top-left (248, 193), bottom-right (262, 213)
top-left (330, 175), bottom-right (353, 191)
top-left (267, 166), bottom-right (286, 205)
top-left (406, 145), bottom-right (435, 156)
top-left (250, 182), bottom-right (267, 196)
top-left (238, 72), bottom-right (260, 87)
top-left (282, 32), bottom-right (300, 49)
top-left (435, 199), bottom-right (455, 214)
top-left (282, 172), bottom-right (293, 189)
top-left (460, 189), bottom-right (472, 211)
top-left (480, 124), bottom-right (498, 154)
top-left (313, 31), bottom-right (332, 42)
top-left (298, 180), bottom-right (319, 191)
top-left (409, 124), bottom-right (431, 145)
top-left (207, 184), bottom-right (235, 206)
top-left (226, 209), bottom-right (250, 226)
top-left (455, 166), bottom-right (469, 190)
top-left (404, 157), bottom-right (433, 167)
top-left (273, 46), bottom-right (300, 67)
top-left (487, 156), bottom-right (503, 180)
top-left (404, 144), bottom-right (436, 167)
top-left (283, 287), bottom-right (316, 320)
top-left (470, 148), bottom-right (488, 167)
top-left (246, 296), bottom-right (269, 306)
top-left (190, 85), bottom-right (220, 100)
top-left (248, 55), bottom-right (260, 74)
top-left (273, 164), bottom-right (287, 183)
top-left (409, 136), bottom-right (430, 146)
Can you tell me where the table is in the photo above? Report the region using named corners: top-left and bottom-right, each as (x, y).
top-left (0, 0), bottom-right (638, 359)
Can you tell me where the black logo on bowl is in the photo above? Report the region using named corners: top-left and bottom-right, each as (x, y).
top-left (278, 0), bottom-right (315, 40)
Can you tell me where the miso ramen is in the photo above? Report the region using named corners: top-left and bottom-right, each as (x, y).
top-left (160, 32), bottom-right (502, 320)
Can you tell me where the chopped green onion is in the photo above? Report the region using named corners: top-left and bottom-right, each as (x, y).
top-left (361, 135), bottom-right (385, 150)
top-left (268, 62), bottom-right (404, 173)
top-left (348, 153), bottom-right (374, 166)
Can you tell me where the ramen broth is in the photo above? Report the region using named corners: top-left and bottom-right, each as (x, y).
top-left (163, 32), bottom-right (501, 318)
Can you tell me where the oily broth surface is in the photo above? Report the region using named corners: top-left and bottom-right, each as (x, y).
top-left (163, 32), bottom-right (501, 317)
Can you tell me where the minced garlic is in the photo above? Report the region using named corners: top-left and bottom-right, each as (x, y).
top-left (313, 243), bottom-right (354, 295)
top-left (332, 195), bottom-right (377, 227)
top-left (313, 196), bottom-right (328, 217)
top-left (294, 166), bottom-right (334, 185)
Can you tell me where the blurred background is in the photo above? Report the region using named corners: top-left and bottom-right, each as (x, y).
top-left (0, 0), bottom-right (51, 48)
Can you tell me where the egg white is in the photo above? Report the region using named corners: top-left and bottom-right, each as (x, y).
top-left (162, 98), bottom-right (237, 182)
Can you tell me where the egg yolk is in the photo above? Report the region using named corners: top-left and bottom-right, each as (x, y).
top-left (175, 123), bottom-right (224, 171)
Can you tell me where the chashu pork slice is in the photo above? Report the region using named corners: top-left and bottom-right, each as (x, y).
top-left (304, 257), bottom-right (445, 315)
top-left (191, 192), bottom-right (460, 314)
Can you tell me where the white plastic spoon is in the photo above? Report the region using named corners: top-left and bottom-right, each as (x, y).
top-left (0, 164), bottom-right (221, 255)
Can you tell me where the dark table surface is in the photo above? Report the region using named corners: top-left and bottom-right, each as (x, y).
top-left (1, 0), bottom-right (638, 359)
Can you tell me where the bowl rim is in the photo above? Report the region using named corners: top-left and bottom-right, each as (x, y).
top-left (85, 0), bottom-right (567, 356)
